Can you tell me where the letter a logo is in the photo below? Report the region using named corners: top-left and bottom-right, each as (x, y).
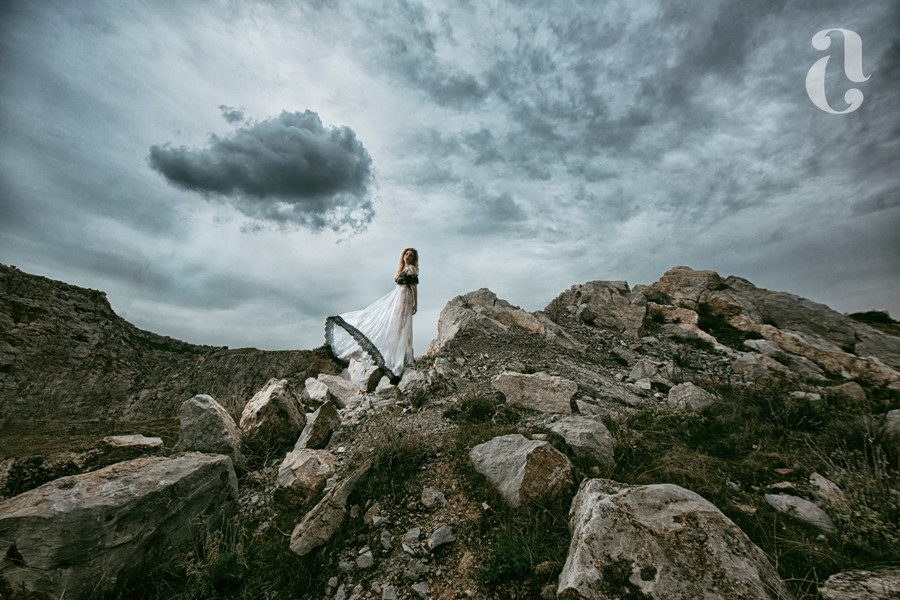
top-left (806, 29), bottom-right (869, 114)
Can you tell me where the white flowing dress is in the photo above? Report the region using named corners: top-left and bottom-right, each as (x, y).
top-left (325, 265), bottom-right (417, 380)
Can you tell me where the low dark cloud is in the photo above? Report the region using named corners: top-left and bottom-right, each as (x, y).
top-left (218, 104), bottom-right (245, 124)
top-left (148, 110), bottom-right (374, 232)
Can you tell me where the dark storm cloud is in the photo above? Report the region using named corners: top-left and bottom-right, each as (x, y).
top-left (218, 104), bottom-right (245, 124)
top-left (148, 110), bottom-right (374, 232)
top-left (365, 0), bottom-right (488, 108)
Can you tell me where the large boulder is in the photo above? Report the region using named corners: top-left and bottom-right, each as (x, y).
top-left (274, 449), bottom-right (338, 506)
top-left (491, 371), bottom-right (577, 414)
top-left (557, 479), bottom-right (793, 600)
top-left (174, 394), bottom-right (242, 463)
top-left (819, 568), bottom-right (900, 600)
top-left (290, 460), bottom-right (370, 556)
top-left (294, 401), bottom-right (341, 450)
top-left (0, 453), bottom-right (238, 598)
top-left (549, 416), bottom-right (616, 467)
top-left (547, 280), bottom-right (647, 338)
top-left (239, 378), bottom-right (306, 448)
top-left (469, 434), bottom-right (573, 508)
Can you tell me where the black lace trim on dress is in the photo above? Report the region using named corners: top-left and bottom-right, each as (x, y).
top-left (395, 273), bottom-right (419, 286)
top-left (324, 315), bottom-right (398, 382)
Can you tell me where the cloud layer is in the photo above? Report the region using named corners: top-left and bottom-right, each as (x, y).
top-left (148, 110), bottom-right (374, 232)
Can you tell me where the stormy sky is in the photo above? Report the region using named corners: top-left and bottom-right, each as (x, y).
top-left (1, 0), bottom-right (897, 354)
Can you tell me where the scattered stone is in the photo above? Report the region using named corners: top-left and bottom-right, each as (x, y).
top-left (427, 525), bottom-right (454, 550)
top-left (374, 377), bottom-right (401, 402)
top-left (274, 449), bottom-right (337, 506)
top-left (819, 568), bottom-right (900, 600)
top-left (380, 530), bottom-right (393, 551)
top-left (411, 581), bottom-right (429, 599)
top-left (403, 527), bottom-right (421, 543)
top-left (629, 359), bottom-right (659, 381)
top-left (356, 550), bottom-right (374, 569)
top-left (558, 478), bottom-right (793, 600)
top-left (239, 378), bottom-right (306, 447)
top-left (491, 371), bottom-right (577, 414)
top-left (421, 486), bottom-right (449, 508)
top-left (667, 382), bottom-right (717, 411)
top-left (809, 472), bottom-right (846, 506)
top-left (0, 454), bottom-right (238, 599)
top-left (334, 584), bottom-right (346, 600)
top-left (549, 415), bottom-right (616, 467)
top-left (764, 493), bottom-right (836, 532)
top-left (399, 368), bottom-right (427, 395)
top-left (364, 502), bottom-right (381, 524)
top-left (174, 394), bottom-right (242, 462)
top-left (289, 461), bottom-right (371, 556)
top-left (829, 381), bottom-right (867, 403)
top-left (294, 401), bottom-right (341, 450)
top-left (470, 434), bottom-right (574, 508)
top-left (382, 583), bottom-right (397, 600)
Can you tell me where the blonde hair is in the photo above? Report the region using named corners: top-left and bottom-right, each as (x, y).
top-left (395, 247), bottom-right (419, 279)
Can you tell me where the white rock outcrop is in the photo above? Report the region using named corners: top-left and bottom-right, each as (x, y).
top-left (557, 479), bottom-right (793, 600)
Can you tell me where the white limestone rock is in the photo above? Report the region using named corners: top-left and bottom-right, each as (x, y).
top-left (470, 434), bottom-right (573, 508)
top-left (491, 371), bottom-right (577, 414)
top-left (0, 453), bottom-right (238, 599)
top-left (557, 478), bottom-right (793, 600)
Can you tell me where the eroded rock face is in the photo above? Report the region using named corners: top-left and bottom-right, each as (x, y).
top-left (239, 378), bottom-right (306, 448)
top-left (644, 266), bottom-right (900, 384)
top-left (557, 479), bottom-right (793, 600)
top-left (547, 280), bottom-right (647, 338)
top-left (174, 394), bottom-right (242, 463)
top-left (491, 371), bottom-right (577, 414)
top-left (469, 434), bottom-right (573, 508)
top-left (0, 453), bottom-right (238, 599)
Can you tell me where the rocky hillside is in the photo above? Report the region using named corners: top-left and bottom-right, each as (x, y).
top-left (2, 265), bottom-right (899, 600)
top-left (0, 263), bottom-right (339, 421)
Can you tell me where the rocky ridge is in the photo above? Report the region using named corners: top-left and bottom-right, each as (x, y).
top-left (1, 264), bottom-right (899, 599)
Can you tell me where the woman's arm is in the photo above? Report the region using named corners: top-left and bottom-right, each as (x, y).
top-left (412, 284), bottom-right (417, 314)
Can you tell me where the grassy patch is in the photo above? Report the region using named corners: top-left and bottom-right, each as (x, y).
top-left (608, 378), bottom-right (900, 598)
top-left (0, 419), bottom-right (180, 458)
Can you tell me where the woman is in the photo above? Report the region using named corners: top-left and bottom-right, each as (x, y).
top-left (325, 248), bottom-right (418, 381)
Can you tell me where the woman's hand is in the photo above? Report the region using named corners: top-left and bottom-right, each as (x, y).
top-left (412, 304), bottom-right (417, 315)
